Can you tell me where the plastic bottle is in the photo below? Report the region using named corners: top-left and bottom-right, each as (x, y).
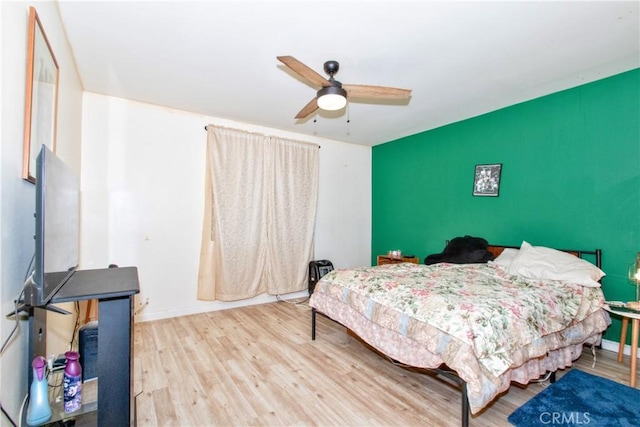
top-left (26, 356), bottom-right (52, 426)
top-left (63, 351), bottom-right (82, 413)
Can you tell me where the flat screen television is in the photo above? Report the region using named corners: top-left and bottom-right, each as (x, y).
top-left (24, 145), bottom-right (80, 307)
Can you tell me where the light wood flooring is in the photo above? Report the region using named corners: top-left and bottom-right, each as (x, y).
top-left (133, 301), bottom-right (634, 426)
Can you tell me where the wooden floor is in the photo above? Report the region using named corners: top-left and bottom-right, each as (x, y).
top-left (133, 301), bottom-right (633, 426)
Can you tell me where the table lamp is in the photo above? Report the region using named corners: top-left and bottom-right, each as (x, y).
top-left (628, 251), bottom-right (640, 310)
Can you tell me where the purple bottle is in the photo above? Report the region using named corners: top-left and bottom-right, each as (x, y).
top-left (63, 351), bottom-right (82, 413)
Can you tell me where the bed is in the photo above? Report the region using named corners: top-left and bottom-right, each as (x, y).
top-left (308, 242), bottom-right (611, 426)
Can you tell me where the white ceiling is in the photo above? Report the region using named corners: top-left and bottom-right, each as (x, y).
top-left (57, 1), bottom-right (639, 146)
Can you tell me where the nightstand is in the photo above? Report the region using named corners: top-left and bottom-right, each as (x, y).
top-left (377, 255), bottom-right (420, 266)
top-left (605, 305), bottom-right (639, 388)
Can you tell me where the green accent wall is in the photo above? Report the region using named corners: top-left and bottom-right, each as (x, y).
top-left (372, 69), bottom-right (640, 344)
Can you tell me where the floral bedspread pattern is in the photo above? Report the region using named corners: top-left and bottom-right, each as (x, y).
top-left (309, 262), bottom-right (610, 412)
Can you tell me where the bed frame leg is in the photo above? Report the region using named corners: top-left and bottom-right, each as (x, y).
top-left (461, 382), bottom-right (469, 427)
top-left (311, 307), bottom-right (317, 341)
top-left (550, 371), bottom-right (556, 383)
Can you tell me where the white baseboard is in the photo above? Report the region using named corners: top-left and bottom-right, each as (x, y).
top-left (134, 290), bottom-right (309, 323)
top-left (601, 338), bottom-right (640, 359)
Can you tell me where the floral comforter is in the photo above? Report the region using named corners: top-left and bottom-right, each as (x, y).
top-left (309, 262), bottom-right (610, 413)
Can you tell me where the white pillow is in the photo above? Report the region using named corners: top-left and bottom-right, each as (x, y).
top-left (491, 248), bottom-right (519, 268)
top-left (507, 241), bottom-right (605, 287)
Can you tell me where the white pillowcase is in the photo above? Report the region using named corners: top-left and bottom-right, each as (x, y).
top-left (491, 248), bottom-right (519, 268)
top-left (507, 241), bottom-right (605, 287)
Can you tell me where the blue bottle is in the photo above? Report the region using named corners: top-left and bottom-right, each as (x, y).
top-left (63, 351), bottom-right (82, 413)
top-left (26, 356), bottom-right (52, 426)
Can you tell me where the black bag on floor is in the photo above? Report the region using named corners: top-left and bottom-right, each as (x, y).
top-left (308, 260), bottom-right (334, 295)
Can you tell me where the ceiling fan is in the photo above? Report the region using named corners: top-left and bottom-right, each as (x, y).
top-left (277, 56), bottom-right (412, 120)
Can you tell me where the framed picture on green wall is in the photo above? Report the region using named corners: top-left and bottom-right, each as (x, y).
top-left (473, 164), bottom-right (502, 197)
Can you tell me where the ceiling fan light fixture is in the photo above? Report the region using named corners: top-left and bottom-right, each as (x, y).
top-left (317, 86), bottom-right (347, 111)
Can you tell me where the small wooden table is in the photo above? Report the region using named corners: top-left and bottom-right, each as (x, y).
top-left (377, 255), bottom-right (420, 266)
top-left (606, 305), bottom-right (640, 388)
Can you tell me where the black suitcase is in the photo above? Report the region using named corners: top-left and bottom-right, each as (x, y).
top-left (308, 260), bottom-right (334, 295)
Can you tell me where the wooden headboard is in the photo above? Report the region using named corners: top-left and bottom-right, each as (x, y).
top-left (486, 245), bottom-right (518, 259)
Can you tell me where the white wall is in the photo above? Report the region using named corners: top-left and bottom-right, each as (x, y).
top-left (0, 0), bottom-right (83, 422)
top-left (81, 93), bottom-right (371, 322)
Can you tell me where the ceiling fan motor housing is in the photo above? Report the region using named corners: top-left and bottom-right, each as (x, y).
top-left (323, 60), bottom-right (340, 77)
top-left (318, 60), bottom-right (346, 110)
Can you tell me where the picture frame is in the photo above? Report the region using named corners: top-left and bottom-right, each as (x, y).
top-left (473, 163), bottom-right (502, 197)
top-left (22, 6), bottom-right (59, 183)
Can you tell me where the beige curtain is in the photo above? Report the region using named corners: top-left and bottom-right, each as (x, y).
top-left (197, 126), bottom-right (319, 301)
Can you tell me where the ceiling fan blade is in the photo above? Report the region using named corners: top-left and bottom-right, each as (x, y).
top-left (277, 56), bottom-right (331, 88)
top-left (295, 97), bottom-right (319, 120)
top-left (343, 84), bottom-right (412, 99)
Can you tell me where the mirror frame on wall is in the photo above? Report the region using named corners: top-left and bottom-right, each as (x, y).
top-left (22, 6), bottom-right (59, 184)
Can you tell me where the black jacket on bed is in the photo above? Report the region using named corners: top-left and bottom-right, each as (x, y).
top-left (424, 235), bottom-right (495, 265)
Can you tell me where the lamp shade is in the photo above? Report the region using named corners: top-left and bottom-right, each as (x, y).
top-left (630, 251), bottom-right (640, 301)
top-left (317, 86), bottom-right (347, 111)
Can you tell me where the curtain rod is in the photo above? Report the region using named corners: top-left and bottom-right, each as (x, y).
top-left (204, 124), bottom-right (264, 135)
top-left (204, 125), bottom-right (321, 148)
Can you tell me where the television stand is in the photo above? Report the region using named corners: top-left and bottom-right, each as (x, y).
top-left (25, 267), bottom-right (139, 426)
